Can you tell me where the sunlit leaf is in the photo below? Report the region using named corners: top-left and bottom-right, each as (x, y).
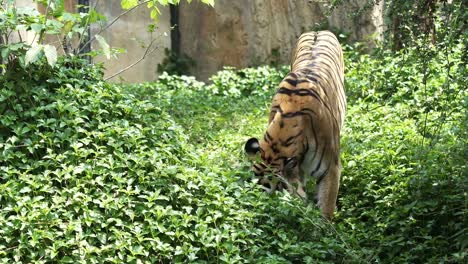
top-left (25, 45), bottom-right (43, 65)
top-left (62, 21), bottom-right (74, 34)
top-left (121, 0), bottom-right (139, 10)
top-left (150, 7), bottom-right (160, 23)
top-left (201, 0), bottom-right (214, 6)
top-left (95, 34), bottom-right (111, 59)
top-left (43, 44), bottom-right (57, 66)
top-left (30, 23), bottom-right (45, 33)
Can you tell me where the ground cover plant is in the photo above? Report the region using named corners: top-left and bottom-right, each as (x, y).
top-left (0, 57), bottom-right (358, 263)
top-left (0, 1), bottom-right (466, 261)
top-left (1, 36), bottom-right (466, 262)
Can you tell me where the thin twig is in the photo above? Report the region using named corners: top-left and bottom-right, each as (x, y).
top-left (55, 35), bottom-right (67, 55)
top-left (38, 0), bottom-right (52, 44)
top-left (428, 0), bottom-right (460, 148)
top-left (104, 37), bottom-right (159, 81)
top-left (17, 31), bottom-right (23, 43)
top-left (78, 0), bottom-right (151, 54)
top-left (75, 0), bottom-right (100, 54)
top-left (30, 32), bottom-right (38, 46)
top-left (270, 173), bottom-right (307, 201)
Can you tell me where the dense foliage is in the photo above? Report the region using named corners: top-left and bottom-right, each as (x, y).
top-left (341, 42), bottom-right (466, 262)
top-left (0, 36), bottom-right (466, 262)
top-left (1, 1), bottom-right (466, 262)
top-left (383, 0), bottom-right (464, 51)
top-left (0, 0), bottom-right (214, 75)
top-left (157, 48), bottom-right (196, 76)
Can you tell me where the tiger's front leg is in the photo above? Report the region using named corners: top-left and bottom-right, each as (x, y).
top-left (315, 165), bottom-right (340, 220)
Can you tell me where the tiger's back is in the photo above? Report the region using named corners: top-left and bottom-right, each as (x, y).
top-left (245, 31), bottom-right (346, 220)
top-left (288, 31), bottom-right (345, 128)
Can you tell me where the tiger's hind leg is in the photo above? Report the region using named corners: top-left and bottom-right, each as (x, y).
top-left (315, 164), bottom-right (341, 220)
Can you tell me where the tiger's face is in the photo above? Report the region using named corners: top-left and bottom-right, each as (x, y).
top-left (245, 113), bottom-right (306, 182)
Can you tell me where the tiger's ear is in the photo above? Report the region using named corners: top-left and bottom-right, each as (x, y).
top-left (245, 137), bottom-right (260, 156)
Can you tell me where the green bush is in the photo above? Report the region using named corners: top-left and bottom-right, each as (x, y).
top-left (208, 66), bottom-right (288, 98)
top-left (157, 48), bottom-right (196, 76)
top-left (340, 102), bottom-right (466, 262)
top-left (0, 43), bottom-right (465, 263)
top-left (0, 58), bottom-right (188, 262)
top-left (0, 58), bottom-right (359, 263)
top-left (341, 42), bottom-right (466, 262)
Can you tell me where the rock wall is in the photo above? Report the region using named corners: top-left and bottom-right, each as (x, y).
top-left (90, 1), bottom-right (171, 82)
top-left (17, 0), bottom-right (171, 82)
top-left (179, 0), bottom-right (327, 81)
top-left (324, 0), bottom-right (385, 48)
top-left (8, 0), bottom-right (39, 45)
top-left (179, 0), bottom-right (384, 81)
top-left (9, 0), bottom-right (384, 82)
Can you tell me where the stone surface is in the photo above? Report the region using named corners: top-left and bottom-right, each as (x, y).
top-left (11, 0), bottom-right (384, 82)
top-left (179, 0), bottom-right (327, 81)
top-left (322, 0), bottom-right (385, 48)
top-left (90, 1), bottom-right (171, 83)
top-left (179, 0), bottom-right (384, 81)
top-left (8, 0), bottom-right (38, 44)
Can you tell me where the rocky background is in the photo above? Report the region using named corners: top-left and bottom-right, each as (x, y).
top-left (179, 0), bottom-right (384, 80)
top-left (90, 1), bottom-right (171, 82)
top-left (29, 0), bottom-right (385, 82)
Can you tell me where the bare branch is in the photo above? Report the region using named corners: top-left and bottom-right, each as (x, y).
top-left (78, 0), bottom-right (151, 54)
top-left (75, 0), bottom-right (101, 53)
top-left (56, 35), bottom-right (67, 55)
top-left (17, 31), bottom-right (23, 43)
top-left (38, 0), bottom-right (52, 44)
top-left (104, 37), bottom-right (159, 81)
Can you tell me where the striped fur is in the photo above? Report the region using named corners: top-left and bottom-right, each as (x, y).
top-left (245, 31), bottom-right (346, 219)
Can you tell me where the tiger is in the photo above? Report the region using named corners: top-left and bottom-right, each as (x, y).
top-left (244, 31), bottom-right (346, 220)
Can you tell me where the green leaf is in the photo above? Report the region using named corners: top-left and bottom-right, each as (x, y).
top-left (87, 8), bottom-right (106, 24)
top-left (45, 20), bottom-right (64, 34)
top-left (121, 0), bottom-right (139, 9)
top-left (150, 7), bottom-right (160, 23)
top-left (43, 44), bottom-right (57, 67)
top-left (95, 34), bottom-right (111, 59)
top-left (62, 20), bottom-right (74, 35)
top-left (19, 186), bottom-right (31, 193)
top-left (1, 48), bottom-right (10, 60)
top-left (25, 45), bottom-right (43, 65)
top-left (30, 23), bottom-right (45, 33)
top-left (201, 0), bottom-right (214, 6)
top-left (61, 12), bottom-right (77, 23)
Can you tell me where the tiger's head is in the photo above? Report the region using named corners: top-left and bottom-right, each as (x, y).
top-left (245, 110), bottom-right (308, 189)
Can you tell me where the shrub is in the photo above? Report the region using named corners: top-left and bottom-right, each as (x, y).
top-left (157, 48), bottom-right (196, 76)
top-left (340, 41), bottom-right (466, 262)
top-left (208, 66), bottom-right (288, 98)
top-left (0, 40), bottom-right (465, 263)
top-left (0, 57), bottom-right (360, 263)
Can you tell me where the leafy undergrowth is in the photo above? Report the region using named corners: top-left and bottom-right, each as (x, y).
top-left (0, 43), bottom-right (466, 263)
